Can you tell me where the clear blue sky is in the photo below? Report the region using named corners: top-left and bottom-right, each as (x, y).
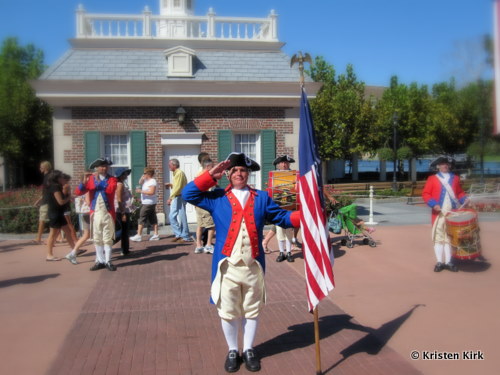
top-left (0, 0), bottom-right (494, 87)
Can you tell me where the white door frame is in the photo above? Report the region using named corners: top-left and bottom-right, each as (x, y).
top-left (161, 132), bottom-right (203, 224)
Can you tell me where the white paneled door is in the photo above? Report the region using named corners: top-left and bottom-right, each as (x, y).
top-left (163, 145), bottom-right (200, 223)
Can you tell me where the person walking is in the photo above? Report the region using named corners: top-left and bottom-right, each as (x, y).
top-left (130, 167), bottom-right (160, 242)
top-left (422, 155), bottom-right (469, 272)
top-left (165, 158), bottom-right (191, 242)
top-left (115, 167), bottom-right (133, 254)
top-left (33, 161), bottom-right (52, 244)
top-left (46, 170), bottom-right (76, 261)
top-left (194, 158), bottom-right (215, 254)
top-left (182, 152), bottom-right (300, 373)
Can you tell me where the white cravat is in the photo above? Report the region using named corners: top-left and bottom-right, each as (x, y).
top-left (232, 187), bottom-right (250, 208)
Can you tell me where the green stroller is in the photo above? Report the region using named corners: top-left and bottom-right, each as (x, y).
top-left (336, 204), bottom-right (376, 248)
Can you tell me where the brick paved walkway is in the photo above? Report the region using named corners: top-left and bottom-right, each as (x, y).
top-left (45, 238), bottom-right (420, 375)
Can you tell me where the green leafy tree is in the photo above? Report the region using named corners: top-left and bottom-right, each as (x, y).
top-left (308, 57), bottom-right (374, 162)
top-left (0, 37), bottom-right (52, 187)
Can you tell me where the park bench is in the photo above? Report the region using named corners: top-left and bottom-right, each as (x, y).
top-left (406, 181), bottom-right (426, 204)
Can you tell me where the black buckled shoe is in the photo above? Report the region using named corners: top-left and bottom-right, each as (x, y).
top-left (224, 350), bottom-right (241, 373)
top-left (445, 262), bottom-right (458, 272)
top-left (276, 252), bottom-right (286, 262)
top-left (433, 262), bottom-right (444, 272)
top-left (242, 349), bottom-right (261, 372)
top-left (286, 252), bottom-right (294, 262)
top-left (90, 262), bottom-right (105, 271)
top-left (105, 262), bottom-right (117, 271)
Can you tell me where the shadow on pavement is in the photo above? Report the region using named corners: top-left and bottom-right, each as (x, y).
top-left (323, 304), bottom-right (423, 373)
top-left (117, 252), bottom-right (188, 268)
top-left (455, 258), bottom-right (491, 273)
top-left (0, 273), bottom-right (60, 288)
top-left (0, 241), bottom-right (31, 253)
top-left (256, 304), bottom-right (423, 369)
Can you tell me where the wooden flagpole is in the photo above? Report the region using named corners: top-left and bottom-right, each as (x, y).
top-left (291, 51), bottom-right (323, 375)
top-left (313, 306), bottom-right (322, 375)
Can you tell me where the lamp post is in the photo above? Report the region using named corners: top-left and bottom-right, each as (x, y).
top-left (392, 112), bottom-right (399, 191)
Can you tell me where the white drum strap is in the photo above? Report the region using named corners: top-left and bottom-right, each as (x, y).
top-left (437, 174), bottom-right (459, 208)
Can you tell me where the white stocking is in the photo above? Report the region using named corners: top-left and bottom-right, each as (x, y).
top-left (444, 243), bottom-right (452, 264)
top-left (285, 238), bottom-right (292, 254)
top-left (95, 245), bottom-right (105, 264)
top-left (221, 318), bottom-right (240, 351)
top-left (278, 240), bottom-right (285, 253)
top-left (104, 245), bottom-right (112, 263)
top-left (242, 318), bottom-right (258, 351)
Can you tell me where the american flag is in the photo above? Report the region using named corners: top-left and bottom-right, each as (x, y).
top-left (298, 87), bottom-right (335, 312)
top-left (494, 0), bottom-right (500, 135)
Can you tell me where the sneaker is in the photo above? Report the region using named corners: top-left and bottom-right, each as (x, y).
top-left (90, 262), bottom-right (105, 271)
top-left (65, 253), bottom-right (78, 265)
top-left (203, 245), bottom-right (214, 254)
top-left (194, 246), bottom-right (204, 254)
top-left (149, 234), bottom-right (160, 241)
top-left (121, 250), bottom-right (130, 256)
top-left (105, 262), bottom-right (117, 271)
top-left (178, 238), bottom-right (194, 243)
top-left (130, 234), bottom-right (142, 242)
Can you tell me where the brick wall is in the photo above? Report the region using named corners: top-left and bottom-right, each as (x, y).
top-left (64, 106), bottom-right (295, 212)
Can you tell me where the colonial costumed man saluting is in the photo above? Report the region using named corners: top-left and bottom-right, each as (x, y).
top-left (182, 153), bottom-right (300, 373)
top-left (75, 157), bottom-right (118, 271)
top-left (422, 155), bottom-right (469, 272)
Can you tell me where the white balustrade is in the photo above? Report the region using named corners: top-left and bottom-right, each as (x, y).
top-left (75, 6), bottom-right (278, 41)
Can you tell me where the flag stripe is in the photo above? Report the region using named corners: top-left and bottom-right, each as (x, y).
top-left (494, 0), bottom-right (500, 135)
top-left (298, 87), bottom-right (335, 312)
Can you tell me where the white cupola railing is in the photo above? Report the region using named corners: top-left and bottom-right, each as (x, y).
top-left (75, 5), bottom-right (278, 41)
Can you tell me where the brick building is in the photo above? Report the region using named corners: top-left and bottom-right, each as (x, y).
top-left (33, 1), bottom-right (320, 222)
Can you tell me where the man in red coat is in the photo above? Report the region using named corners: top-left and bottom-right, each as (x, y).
top-left (422, 156), bottom-right (468, 272)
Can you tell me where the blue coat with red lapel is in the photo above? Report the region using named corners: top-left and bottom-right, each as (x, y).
top-left (74, 174), bottom-right (118, 220)
top-left (182, 171), bottom-right (300, 288)
top-left (422, 172), bottom-right (467, 224)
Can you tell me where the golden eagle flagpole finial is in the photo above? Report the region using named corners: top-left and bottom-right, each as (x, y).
top-left (290, 51), bottom-right (312, 86)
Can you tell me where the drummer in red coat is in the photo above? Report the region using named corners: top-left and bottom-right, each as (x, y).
top-left (422, 156), bottom-right (469, 272)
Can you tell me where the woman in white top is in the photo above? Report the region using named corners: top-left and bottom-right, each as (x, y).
top-left (130, 167), bottom-right (159, 241)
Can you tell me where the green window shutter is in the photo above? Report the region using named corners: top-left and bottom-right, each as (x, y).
top-left (84, 131), bottom-right (101, 170)
top-left (217, 130), bottom-right (232, 189)
top-left (260, 129), bottom-right (276, 189)
top-left (130, 131), bottom-right (146, 186)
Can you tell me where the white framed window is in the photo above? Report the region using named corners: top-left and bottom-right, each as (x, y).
top-left (234, 133), bottom-right (261, 189)
top-left (103, 134), bottom-right (131, 184)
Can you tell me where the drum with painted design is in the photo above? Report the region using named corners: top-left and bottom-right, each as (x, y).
top-left (267, 170), bottom-right (299, 211)
top-left (445, 209), bottom-right (481, 260)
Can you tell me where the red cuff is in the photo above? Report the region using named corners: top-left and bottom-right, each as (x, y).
top-left (290, 211), bottom-right (301, 227)
top-left (194, 170), bottom-right (218, 191)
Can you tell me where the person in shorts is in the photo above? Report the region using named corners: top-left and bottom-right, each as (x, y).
top-left (33, 161), bottom-right (52, 244)
top-left (130, 167), bottom-right (159, 242)
top-left (46, 170), bottom-right (76, 261)
top-left (194, 158), bottom-right (215, 254)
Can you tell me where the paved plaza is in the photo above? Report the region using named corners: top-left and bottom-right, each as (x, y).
top-left (0, 202), bottom-right (498, 375)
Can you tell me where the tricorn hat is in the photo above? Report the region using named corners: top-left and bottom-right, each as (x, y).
top-left (273, 155), bottom-right (295, 166)
top-left (225, 152), bottom-right (260, 171)
top-left (430, 155), bottom-right (455, 170)
top-left (114, 167), bottom-right (131, 179)
top-left (89, 157), bottom-right (113, 170)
